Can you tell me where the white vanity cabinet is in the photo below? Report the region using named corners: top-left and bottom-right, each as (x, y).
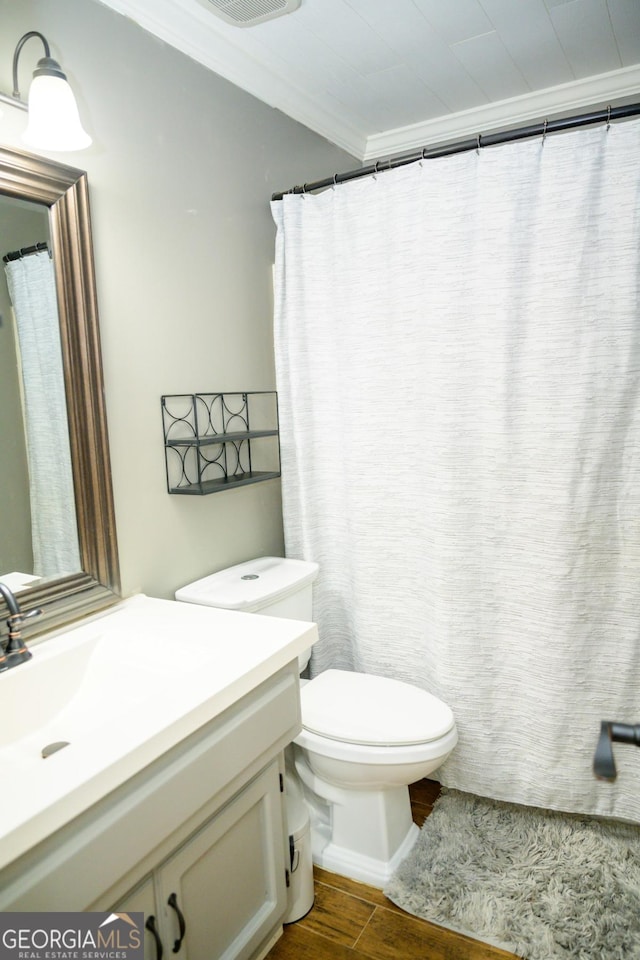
top-left (0, 658), bottom-right (303, 960)
top-left (113, 761), bottom-right (287, 960)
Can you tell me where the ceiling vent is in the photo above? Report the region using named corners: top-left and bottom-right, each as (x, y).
top-left (205, 0), bottom-right (301, 27)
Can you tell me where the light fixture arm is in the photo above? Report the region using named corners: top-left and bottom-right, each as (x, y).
top-left (12, 32), bottom-right (65, 100)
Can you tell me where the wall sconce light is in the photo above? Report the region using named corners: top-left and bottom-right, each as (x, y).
top-left (0, 31), bottom-right (91, 151)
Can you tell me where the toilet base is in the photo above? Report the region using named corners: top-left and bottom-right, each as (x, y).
top-left (313, 820), bottom-right (419, 888)
top-left (293, 748), bottom-right (420, 888)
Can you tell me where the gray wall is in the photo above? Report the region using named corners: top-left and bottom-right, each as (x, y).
top-left (0, 0), bottom-right (356, 599)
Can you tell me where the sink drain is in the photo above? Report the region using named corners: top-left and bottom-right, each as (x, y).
top-left (41, 741), bottom-right (70, 759)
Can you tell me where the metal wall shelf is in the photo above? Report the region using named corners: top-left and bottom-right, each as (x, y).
top-left (161, 392), bottom-right (280, 495)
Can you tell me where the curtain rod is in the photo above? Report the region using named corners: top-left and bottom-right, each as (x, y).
top-left (2, 241), bottom-right (49, 263)
top-left (271, 101), bottom-right (640, 201)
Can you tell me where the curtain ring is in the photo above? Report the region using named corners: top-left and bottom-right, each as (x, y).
top-left (372, 161), bottom-right (380, 181)
top-left (476, 134), bottom-right (481, 155)
top-left (332, 174), bottom-right (338, 189)
top-left (606, 105), bottom-right (611, 131)
top-left (542, 119), bottom-right (548, 144)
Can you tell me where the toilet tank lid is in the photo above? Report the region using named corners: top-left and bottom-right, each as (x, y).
top-left (301, 669), bottom-right (455, 746)
top-left (175, 556), bottom-right (319, 610)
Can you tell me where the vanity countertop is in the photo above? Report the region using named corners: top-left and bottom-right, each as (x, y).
top-left (0, 594), bottom-right (317, 871)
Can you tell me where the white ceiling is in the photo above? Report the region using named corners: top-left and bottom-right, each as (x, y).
top-left (96, 0), bottom-right (640, 161)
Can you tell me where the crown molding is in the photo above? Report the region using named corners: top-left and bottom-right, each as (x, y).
top-left (94, 1), bottom-right (639, 163)
top-left (363, 65), bottom-right (640, 162)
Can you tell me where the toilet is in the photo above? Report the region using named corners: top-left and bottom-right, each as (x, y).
top-left (175, 556), bottom-right (457, 887)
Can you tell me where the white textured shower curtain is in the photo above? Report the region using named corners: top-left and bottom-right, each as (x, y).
top-left (272, 119), bottom-right (640, 822)
top-left (5, 251), bottom-right (81, 578)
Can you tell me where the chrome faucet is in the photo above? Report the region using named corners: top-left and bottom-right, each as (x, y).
top-left (0, 581), bottom-right (42, 672)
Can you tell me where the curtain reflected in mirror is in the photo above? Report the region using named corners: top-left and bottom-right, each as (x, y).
top-left (2, 242), bottom-right (81, 584)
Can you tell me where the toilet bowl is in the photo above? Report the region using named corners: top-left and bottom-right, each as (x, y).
top-left (176, 557), bottom-right (458, 887)
top-left (292, 668), bottom-right (457, 885)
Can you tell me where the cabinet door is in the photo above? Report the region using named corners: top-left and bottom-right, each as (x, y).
top-left (156, 761), bottom-right (287, 960)
top-left (113, 877), bottom-right (161, 960)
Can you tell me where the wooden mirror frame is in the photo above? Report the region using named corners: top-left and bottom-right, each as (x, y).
top-left (0, 145), bottom-right (120, 637)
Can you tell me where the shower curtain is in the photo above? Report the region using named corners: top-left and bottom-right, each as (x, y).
top-left (271, 119), bottom-right (640, 822)
top-left (5, 251), bottom-right (81, 578)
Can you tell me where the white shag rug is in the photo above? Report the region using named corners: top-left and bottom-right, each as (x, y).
top-left (384, 788), bottom-right (640, 960)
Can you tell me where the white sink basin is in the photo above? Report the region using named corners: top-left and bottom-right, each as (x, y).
top-left (0, 613), bottom-right (193, 760)
top-left (0, 594), bottom-right (316, 871)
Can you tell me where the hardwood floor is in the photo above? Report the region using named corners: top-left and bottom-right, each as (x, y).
top-left (266, 780), bottom-right (517, 960)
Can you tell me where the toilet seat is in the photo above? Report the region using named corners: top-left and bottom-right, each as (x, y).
top-left (299, 669), bottom-right (455, 751)
top-left (295, 723), bottom-right (459, 766)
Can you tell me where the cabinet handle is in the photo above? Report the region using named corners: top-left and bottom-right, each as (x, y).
top-left (167, 892), bottom-right (186, 953)
top-left (145, 916), bottom-right (163, 960)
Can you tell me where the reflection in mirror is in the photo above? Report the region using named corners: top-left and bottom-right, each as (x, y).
top-left (0, 198), bottom-right (43, 577)
top-left (0, 145), bottom-right (119, 639)
top-left (1, 197), bottom-right (80, 582)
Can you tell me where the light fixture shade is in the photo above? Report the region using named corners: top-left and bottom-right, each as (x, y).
top-left (23, 72), bottom-right (91, 151)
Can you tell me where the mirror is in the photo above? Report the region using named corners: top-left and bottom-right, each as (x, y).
top-left (0, 193), bottom-right (80, 579)
top-left (0, 144), bottom-right (120, 637)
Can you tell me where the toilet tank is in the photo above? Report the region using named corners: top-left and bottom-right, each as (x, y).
top-left (175, 556), bottom-right (319, 620)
